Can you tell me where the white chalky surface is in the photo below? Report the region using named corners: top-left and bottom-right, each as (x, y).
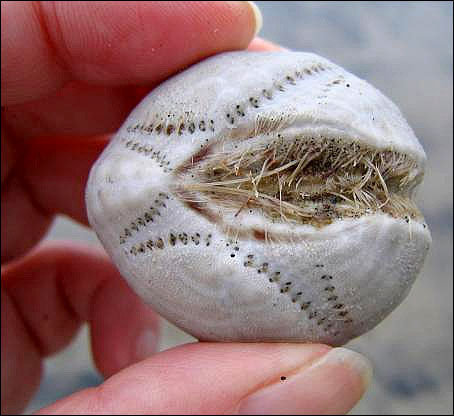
top-left (86, 49), bottom-right (430, 345)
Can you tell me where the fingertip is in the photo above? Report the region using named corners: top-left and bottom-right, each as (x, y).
top-left (238, 346), bottom-right (372, 415)
top-left (244, 1), bottom-right (263, 36)
top-left (248, 37), bottom-right (287, 51)
top-left (322, 347), bottom-right (373, 392)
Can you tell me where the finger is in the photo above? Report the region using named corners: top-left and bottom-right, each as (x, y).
top-left (4, 82), bottom-right (145, 139)
top-left (3, 36), bottom-right (285, 141)
top-left (1, 290), bottom-right (42, 416)
top-left (3, 36), bottom-right (282, 141)
top-left (1, 133), bottom-right (106, 262)
top-left (18, 134), bottom-right (108, 227)
top-left (248, 36), bottom-right (286, 51)
top-left (1, 172), bottom-right (54, 263)
top-left (37, 343), bottom-right (372, 415)
top-left (2, 1), bottom-right (261, 106)
top-left (1, 240), bottom-right (159, 413)
top-left (1, 123), bottom-right (17, 183)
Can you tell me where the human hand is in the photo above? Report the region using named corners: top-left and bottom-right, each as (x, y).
top-left (1, 2), bottom-right (372, 414)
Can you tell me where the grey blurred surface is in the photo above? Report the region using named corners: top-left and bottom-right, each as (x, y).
top-left (25, 2), bottom-right (452, 414)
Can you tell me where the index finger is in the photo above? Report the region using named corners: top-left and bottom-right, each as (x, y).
top-left (1, 1), bottom-right (261, 106)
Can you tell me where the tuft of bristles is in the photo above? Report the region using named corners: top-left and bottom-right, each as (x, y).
top-left (182, 135), bottom-right (422, 226)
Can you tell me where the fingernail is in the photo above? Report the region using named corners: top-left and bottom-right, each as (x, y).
top-left (134, 329), bottom-right (158, 362)
top-left (238, 347), bottom-right (373, 415)
top-left (245, 1), bottom-right (263, 36)
top-left (315, 347), bottom-right (373, 389)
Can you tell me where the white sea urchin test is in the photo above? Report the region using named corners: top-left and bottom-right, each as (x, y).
top-left (86, 51), bottom-right (431, 346)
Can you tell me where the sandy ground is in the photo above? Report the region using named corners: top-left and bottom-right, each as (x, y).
top-left (24, 2), bottom-right (452, 414)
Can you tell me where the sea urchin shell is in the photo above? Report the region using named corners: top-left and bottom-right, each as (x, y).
top-left (86, 51), bottom-right (431, 346)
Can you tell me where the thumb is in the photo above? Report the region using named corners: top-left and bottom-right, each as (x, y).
top-left (36, 343), bottom-right (372, 415)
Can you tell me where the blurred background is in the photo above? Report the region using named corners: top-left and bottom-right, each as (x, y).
top-left (25, 1), bottom-right (453, 414)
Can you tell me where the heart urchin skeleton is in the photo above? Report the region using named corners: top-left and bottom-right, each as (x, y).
top-left (86, 51), bottom-right (431, 345)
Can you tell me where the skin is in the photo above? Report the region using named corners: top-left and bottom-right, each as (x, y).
top-left (1, 2), bottom-right (370, 414)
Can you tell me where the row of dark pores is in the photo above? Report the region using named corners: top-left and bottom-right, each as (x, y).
top-left (120, 192), bottom-right (352, 336)
top-left (121, 60), bottom-right (339, 181)
top-left (124, 60), bottom-right (333, 141)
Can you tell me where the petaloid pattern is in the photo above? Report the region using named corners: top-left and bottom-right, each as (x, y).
top-left (86, 51), bottom-right (431, 345)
